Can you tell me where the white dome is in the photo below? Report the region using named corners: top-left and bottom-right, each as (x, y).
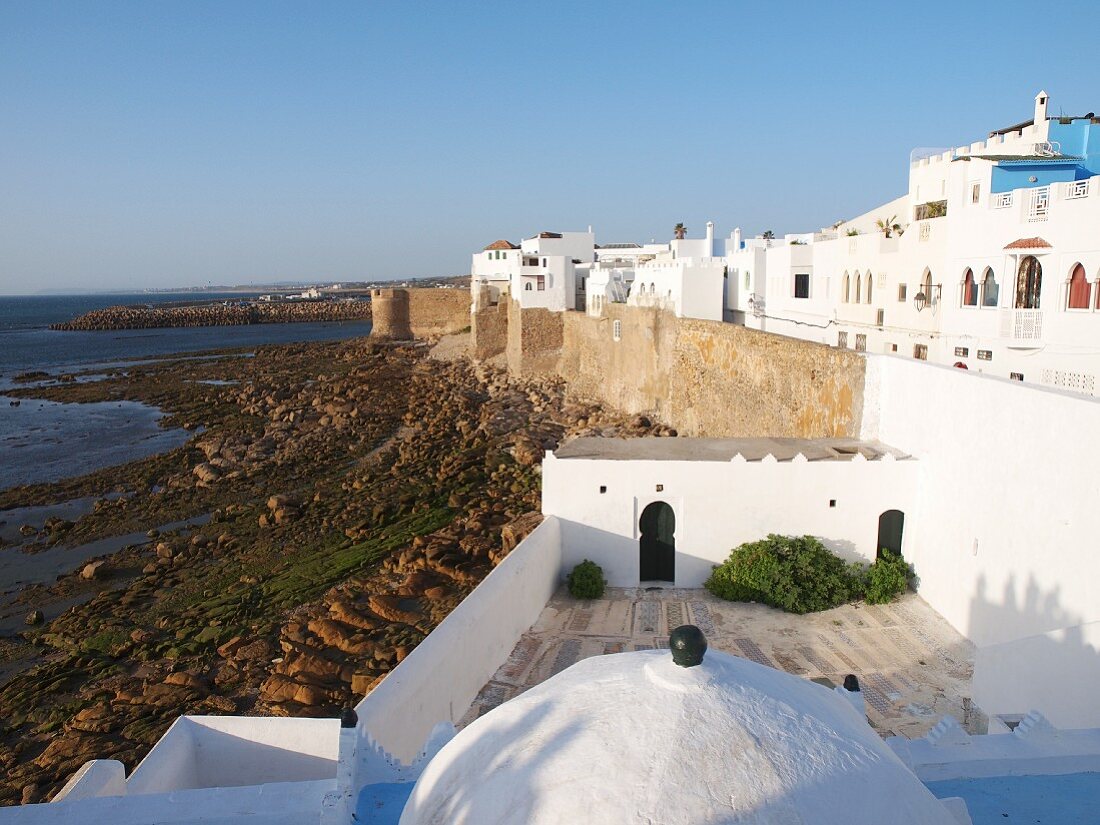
top-left (401, 649), bottom-right (952, 825)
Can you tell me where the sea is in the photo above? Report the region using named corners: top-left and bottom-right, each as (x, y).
top-left (0, 293), bottom-right (372, 489)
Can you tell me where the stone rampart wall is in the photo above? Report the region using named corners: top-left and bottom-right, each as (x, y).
top-left (406, 289), bottom-right (470, 337)
top-left (371, 288), bottom-right (469, 341)
top-left (472, 293), bottom-right (508, 360)
top-left (556, 305), bottom-right (865, 438)
top-left (506, 299), bottom-right (563, 377)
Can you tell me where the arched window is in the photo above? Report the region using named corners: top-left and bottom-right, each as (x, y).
top-left (1068, 263), bottom-right (1090, 309)
top-left (922, 269), bottom-right (933, 299)
top-left (1015, 255), bottom-right (1042, 309)
top-left (962, 268), bottom-right (978, 306)
top-left (843, 272), bottom-right (850, 303)
top-left (854, 271), bottom-right (862, 303)
top-left (865, 272), bottom-right (873, 304)
top-left (982, 267), bottom-right (999, 307)
top-left (524, 282), bottom-right (533, 291)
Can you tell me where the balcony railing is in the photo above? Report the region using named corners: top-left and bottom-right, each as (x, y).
top-left (992, 192), bottom-right (1014, 209)
top-left (1026, 186), bottom-right (1050, 222)
top-left (1065, 179), bottom-right (1091, 200)
top-left (1000, 308), bottom-right (1043, 342)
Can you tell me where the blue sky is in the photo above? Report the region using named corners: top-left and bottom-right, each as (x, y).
top-left (1, 1), bottom-right (1097, 294)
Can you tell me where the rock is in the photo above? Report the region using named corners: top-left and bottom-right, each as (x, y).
top-left (155, 542), bottom-right (174, 559)
top-left (422, 586), bottom-right (448, 601)
top-left (25, 609), bottom-right (44, 626)
top-left (164, 671), bottom-right (207, 691)
top-left (217, 636), bottom-right (245, 659)
top-left (192, 463), bottom-right (221, 484)
top-left (81, 560), bottom-right (108, 580)
top-left (368, 595), bottom-right (422, 625)
top-left (328, 600), bottom-right (381, 631)
top-left (351, 673), bottom-right (384, 695)
top-left (21, 784), bottom-right (39, 805)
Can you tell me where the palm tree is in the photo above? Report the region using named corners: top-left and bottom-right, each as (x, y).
top-left (875, 215), bottom-right (901, 238)
top-left (673, 223), bottom-right (687, 240)
top-left (762, 230), bottom-right (775, 240)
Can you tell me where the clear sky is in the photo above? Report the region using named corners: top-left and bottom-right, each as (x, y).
top-left (1, 1), bottom-right (1096, 295)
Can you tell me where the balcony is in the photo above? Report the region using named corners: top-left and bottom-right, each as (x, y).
top-left (1000, 309), bottom-right (1043, 345)
top-left (913, 200), bottom-right (947, 221)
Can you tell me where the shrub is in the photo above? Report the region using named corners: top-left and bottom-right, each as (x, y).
top-left (704, 534), bottom-right (863, 614)
top-left (567, 559), bottom-right (605, 600)
top-left (864, 549), bottom-right (913, 604)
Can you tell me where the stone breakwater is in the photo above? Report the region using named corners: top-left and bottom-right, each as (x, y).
top-left (50, 300), bottom-right (372, 331)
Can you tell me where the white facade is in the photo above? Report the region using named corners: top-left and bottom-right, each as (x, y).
top-left (733, 92), bottom-right (1100, 393)
top-left (542, 439), bottom-right (918, 588)
top-left (471, 230), bottom-right (595, 311)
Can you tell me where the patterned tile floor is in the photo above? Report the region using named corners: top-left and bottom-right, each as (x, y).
top-left (459, 588), bottom-right (977, 739)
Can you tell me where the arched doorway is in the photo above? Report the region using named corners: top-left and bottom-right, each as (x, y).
top-left (1015, 255), bottom-right (1042, 309)
top-left (639, 501), bottom-right (675, 583)
top-left (877, 510), bottom-right (905, 558)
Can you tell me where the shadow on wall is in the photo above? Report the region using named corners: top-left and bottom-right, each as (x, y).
top-left (969, 573), bottom-right (1100, 728)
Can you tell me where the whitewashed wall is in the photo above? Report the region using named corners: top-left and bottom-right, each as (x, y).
top-left (353, 516), bottom-right (562, 763)
top-left (542, 455), bottom-right (918, 588)
top-left (863, 354), bottom-right (1100, 725)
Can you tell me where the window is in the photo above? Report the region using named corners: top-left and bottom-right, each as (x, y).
top-left (843, 272), bottom-right (851, 303)
top-left (613, 319), bottom-right (621, 341)
top-left (854, 271), bottom-right (862, 303)
top-left (961, 268), bottom-right (978, 306)
top-left (536, 275), bottom-right (546, 291)
top-left (1068, 263), bottom-right (1090, 309)
top-left (898, 283), bottom-right (907, 302)
top-left (1015, 255), bottom-right (1042, 309)
top-left (913, 344), bottom-right (928, 360)
top-left (744, 271), bottom-right (750, 290)
top-left (977, 349), bottom-right (992, 361)
top-left (971, 183), bottom-right (981, 204)
top-left (794, 272), bottom-right (810, 299)
top-left (855, 334), bottom-right (867, 352)
top-left (865, 273), bottom-right (873, 304)
top-left (1010, 372), bottom-right (1024, 381)
top-left (599, 485), bottom-right (607, 494)
top-left (955, 347), bottom-right (969, 357)
top-left (922, 270), bottom-right (933, 300)
top-left (541, 258), bottom-right (547, 267)
top-left (982, 268), bottom-right (999, 307)
top-left (838, 331), bottom-right (848, 348)
top-left (524, 283), bottom-right (533, 291)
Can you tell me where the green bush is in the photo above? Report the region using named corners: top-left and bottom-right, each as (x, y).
top-left (567, 559), bottom-right (606, 600)
top-left (864, 549), bottom-right (913, 604)
top-left (704, 534), bottom-right (863, 614)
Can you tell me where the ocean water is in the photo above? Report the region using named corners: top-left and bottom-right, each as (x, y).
top-left (0, 293), bottom-right (372, 490)
top-left (0, 293), bottom-right (372, 375)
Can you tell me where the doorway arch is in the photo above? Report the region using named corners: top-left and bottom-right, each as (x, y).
top-left (639, 501), bottom-right (675, 583)
top-left (877, 510), bottom-right (905, 558)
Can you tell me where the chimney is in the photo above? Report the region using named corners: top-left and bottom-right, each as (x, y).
top-left (1034, 90), bottom-right (1049, 125)
top-left (733, 227), bottom-right (742, 250)
top-left (705, 221), bottom-right (714, 256)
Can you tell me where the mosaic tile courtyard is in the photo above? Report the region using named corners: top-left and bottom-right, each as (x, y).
top-left (460, 588), bottom-right (977, 739)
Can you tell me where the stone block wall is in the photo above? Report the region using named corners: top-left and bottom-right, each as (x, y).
top-left (557, 305), bottom-right (865, 438)
top-left (370, 288), bottom-right (470, 341)
top-left (406, 288), bottom-right (471, 337)
top-left (472, 289), bottom-right (508, 360)
top-left (506, 299), bottom-right (564, 377)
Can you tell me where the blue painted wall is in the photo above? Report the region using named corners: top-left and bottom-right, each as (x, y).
top-left (990, 120), bottom-right (1100, 193)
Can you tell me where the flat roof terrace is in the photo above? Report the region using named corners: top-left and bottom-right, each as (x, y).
top-left (552, 436), bottom-right (912, 462)
top-left (460, 588), bottom-right (974, 740)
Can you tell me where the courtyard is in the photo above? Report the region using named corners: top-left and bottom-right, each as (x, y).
top-left (460, 587), bottom-right (976, 740)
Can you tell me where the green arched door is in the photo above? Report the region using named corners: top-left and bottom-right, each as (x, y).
top-left (877, 510), bottom-right (905, 558)
top-left (639, 501), bottom-right (675, 583)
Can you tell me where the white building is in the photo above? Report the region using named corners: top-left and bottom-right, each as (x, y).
top-left (471, 230), bottom-right (595, 312)
top-left (733, 91), bottom-right (1100, 393)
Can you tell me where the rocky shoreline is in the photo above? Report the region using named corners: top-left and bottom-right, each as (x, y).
top-left (50, 300), bottom-right (372, 331)
top-left (0, 334), bottom-right (669, 805)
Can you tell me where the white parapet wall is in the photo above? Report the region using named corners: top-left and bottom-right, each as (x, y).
top-left (863, 354), bottom-right (1100, 727)
top-left (542, 446), bottom-right (918, 588)
top-left (352, 515), bottom-right (563, 763)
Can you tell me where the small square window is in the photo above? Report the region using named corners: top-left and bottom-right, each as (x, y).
top-left (971, 183), bottom-right (981, 204)
top-left (954, 347), bottom-right (969, 357)
top-left (977, 349), bottom-right (992, 361)
top-left (794, 272), bottom-right (810, 299)
top-left (1010, 372), bottom-right (1024, 381)
top-left (599, 485), bottom-right (607, 494)
top-left (891, 343), bottom-right (898, 352)
top-left (655, 484), bottom-right (664, 492)
top-left (829, 499), bottom-right (836, 508)
top-left (898, 284), bottom-right (907, 302)
top-left (914, 344), bottom-right (928, 361)
top-left (612, 319), bottom-right (622, 341)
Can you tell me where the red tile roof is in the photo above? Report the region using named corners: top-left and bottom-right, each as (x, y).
top-left (1003, 237), bottom-right (1052, 250)
top-left (484, 240), bottom-right (519, 250)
